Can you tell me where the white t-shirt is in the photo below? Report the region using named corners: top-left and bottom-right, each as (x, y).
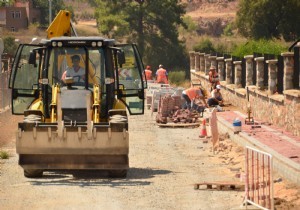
top-left (211, 89), bottom-right (222, 99)
top-left (65, 66), bottom-right (85, 82)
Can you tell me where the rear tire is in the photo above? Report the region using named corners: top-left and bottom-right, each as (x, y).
top-left (24, 169), bottom-right (43, 178)
top-left (109, 170), bottom-right (127, 178)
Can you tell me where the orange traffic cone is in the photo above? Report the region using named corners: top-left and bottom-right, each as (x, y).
top-left (199, 119), bottom-right (207, 138)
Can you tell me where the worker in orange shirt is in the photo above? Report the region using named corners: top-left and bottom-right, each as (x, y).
top-left (155, 64), bottom-right (168, 84)
top-left (182, 86), bottom-right (208, 113)
top-left (144, 65), bottom-right (153, 81)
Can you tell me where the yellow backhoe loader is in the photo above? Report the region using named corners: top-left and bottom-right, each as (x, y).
top-left (9, 10), bottom-right (146, 178)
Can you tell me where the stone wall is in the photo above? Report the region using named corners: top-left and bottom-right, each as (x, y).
top-left (190, 48), bottom-right (300, 137)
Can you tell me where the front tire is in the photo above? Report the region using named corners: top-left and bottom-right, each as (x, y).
top-left (24, 169), bottom-right (43, 178)
top-left (109, 170), bottom-right (127, 178)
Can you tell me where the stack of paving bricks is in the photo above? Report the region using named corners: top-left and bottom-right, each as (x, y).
top-left (156, 108), bottom-right (200, 124)
top-left (146, 95), bottom-right (152, 109)
top-left (152, 88), bottom-right (176, 111)
top-left (159, 94), bottom-right (176, 117)
top-left (171, 109), bottom-right (199, 123)
top-left (172, 95), bottom-right (183, 108)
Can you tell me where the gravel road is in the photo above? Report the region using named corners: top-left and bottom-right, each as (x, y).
top-left (0, 108), bottom-right (298, 209)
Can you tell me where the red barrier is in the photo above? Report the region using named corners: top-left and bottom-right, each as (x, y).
top-left (244, 146), bottom-right (274, 210)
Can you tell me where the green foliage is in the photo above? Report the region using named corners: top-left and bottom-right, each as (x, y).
top-left (94, 0), bottom-right (189, 70)
top-left (0, 151), bottom-right (9, 159)
top-left (231, 39), bottom-right (288, 57)
top-left (215, 43), bottom-right (227, 54)
top-left (78, 11), bottom-right (94, 20)
top-left (168, 71), bottom-right (186, 86)
top-left (236, 0), bottom-right (300, 41)
top-left (182, 16), bottom-right (197, 32)
top-left (223, 23), bottom-right (233, 36)
top-left (193, 38), bottom-right (215, 53)
top-left (3, 36), bottom-right (18, 56)
top-left (0, 0), bottom-right (13, 7)
top-left (32, 0), bottom-right (66, 27)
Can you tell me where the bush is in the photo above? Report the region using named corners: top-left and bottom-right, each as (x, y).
top-left (223, 23), bottom-right (234, 36)
top-left (193, 38), bottom-right (215, 53)
top-left (3, 36), bottom-right (18, 56)
top-left (168, 71), bottom-right (187, 86)
top-left (232, 39), bottom-right (288, 57)
top-left (0, 151), bottom-right (9, 159)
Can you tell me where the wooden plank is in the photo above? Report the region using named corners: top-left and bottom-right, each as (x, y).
top-left (194, 181), bottom-right (245, 191)
top-left (157, 122), bottom-right (201, 128)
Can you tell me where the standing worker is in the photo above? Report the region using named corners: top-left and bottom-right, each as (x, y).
top-left (182, 87), bottom-right (208, 113)
top-left (155, 64), bottom-right (168, 84)
top-left (144, 65), bottom-right (153, 81)
top-left (208, 66), bottom-right (220, 91)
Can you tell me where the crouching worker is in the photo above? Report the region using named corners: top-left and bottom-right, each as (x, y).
top-left (182, 87), bottom-right (208, 113)
top-left (207, 85), bottom-right (224, 107)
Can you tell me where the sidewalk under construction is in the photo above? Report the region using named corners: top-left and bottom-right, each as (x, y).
top-left (215, 110), bottom-right (300, 185)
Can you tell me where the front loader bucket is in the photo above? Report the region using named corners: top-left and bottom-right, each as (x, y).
top-left (16, 116), bottom-right (129, 172)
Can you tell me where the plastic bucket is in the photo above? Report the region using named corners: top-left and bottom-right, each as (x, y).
top-left (233, 120), bottom-right (242, 132)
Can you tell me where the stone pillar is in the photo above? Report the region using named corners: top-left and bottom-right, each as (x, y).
top-left (204, 54), bottom-right (211, 75)
top-left (225, 58), bottom-right (232, 84)
top-left (189, 51), bottom-right (195, 71)
top-left (254, 57), bottom-right (265, 90)
top-left (199, 53), bottom-right (205, 73)
top-left (244, 55), bottom-right (254, 86)
top-left (281, 52), bottom-right (294, 90)
top-left (195, 52), bottom-right (200, 72)
top-left (233, 61), bottom-right (242, 88)
top-left (266, 59), bottom-right (278, 95)
top-left (216, 57), bottom-right (225, 81)
top-left (209, 55), bottom-right (217, 68)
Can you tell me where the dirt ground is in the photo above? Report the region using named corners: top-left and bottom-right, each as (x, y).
top-left (0, 107), bottom-right (299, 209)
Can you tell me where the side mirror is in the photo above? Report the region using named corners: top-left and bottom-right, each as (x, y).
top-left (28, 50), bottom-right (37, 67)
top-left (117, 50), bottom-right (125, 67)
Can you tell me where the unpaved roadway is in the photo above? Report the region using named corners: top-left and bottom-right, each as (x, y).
top-left (0, 109), bottom-right (299, 209)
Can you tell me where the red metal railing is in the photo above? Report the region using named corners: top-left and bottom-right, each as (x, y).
top-left (245, 146), bottom-right (274, 210)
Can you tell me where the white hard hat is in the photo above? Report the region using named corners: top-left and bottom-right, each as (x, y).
top-left (216, 85), bottom-right (221, 89)
top-left (159, 64), bottom-right (163, 68)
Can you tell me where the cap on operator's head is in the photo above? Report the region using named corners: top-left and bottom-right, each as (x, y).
top-left (210, 66), bottom-right (216, 70)
top-left (71, 55), bottom-right (80, 61)
top-left (216, 85), bottom-right (222, 90)
top-left (159, 64), bottom-right (163, 68)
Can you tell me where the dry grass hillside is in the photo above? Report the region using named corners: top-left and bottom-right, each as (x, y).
top-left (4, 1), bottom-right (239, 46)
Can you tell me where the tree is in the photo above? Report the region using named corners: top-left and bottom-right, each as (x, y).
top-left (32, 0), bottom-right (67, 27)
top-left (0, 0), bottom-right (13, 7)
top-left (93, 0), bottom-right (189, 72)
top-left (3, 36), bottom-right (18, 56)
top-left (236, 0), bottom-right (300, 41)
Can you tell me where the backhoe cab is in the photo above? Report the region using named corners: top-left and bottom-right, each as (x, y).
top-left (9, 33), bottom-right (146, 177)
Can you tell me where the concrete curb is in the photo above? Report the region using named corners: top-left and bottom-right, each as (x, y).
top-left (217, 115), bottom-right (300, 185)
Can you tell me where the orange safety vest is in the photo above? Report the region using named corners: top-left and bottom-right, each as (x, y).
top-left (144, 69), bottom-right (152, 80)
top-left (156, 68), bottom-right (168, 84)
top-left (185, 87), bottom-right (201, 101)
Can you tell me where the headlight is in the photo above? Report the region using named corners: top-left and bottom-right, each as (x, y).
top-left (97, 41), bottom-right (102, 47)
top-left (57, 42), bottom-right (63, 47)
top-left (52, 42), bottom-right (57, 47)
top-left (91, 42), bottom-right (97, 47)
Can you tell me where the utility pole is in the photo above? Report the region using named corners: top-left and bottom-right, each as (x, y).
top-left (49, 0), bottom-right (52, 25)
top-left (0, 38), bottom-right (3, 73)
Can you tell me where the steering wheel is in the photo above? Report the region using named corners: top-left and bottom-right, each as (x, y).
top-left (73, 75), bottom-right (84, 83)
